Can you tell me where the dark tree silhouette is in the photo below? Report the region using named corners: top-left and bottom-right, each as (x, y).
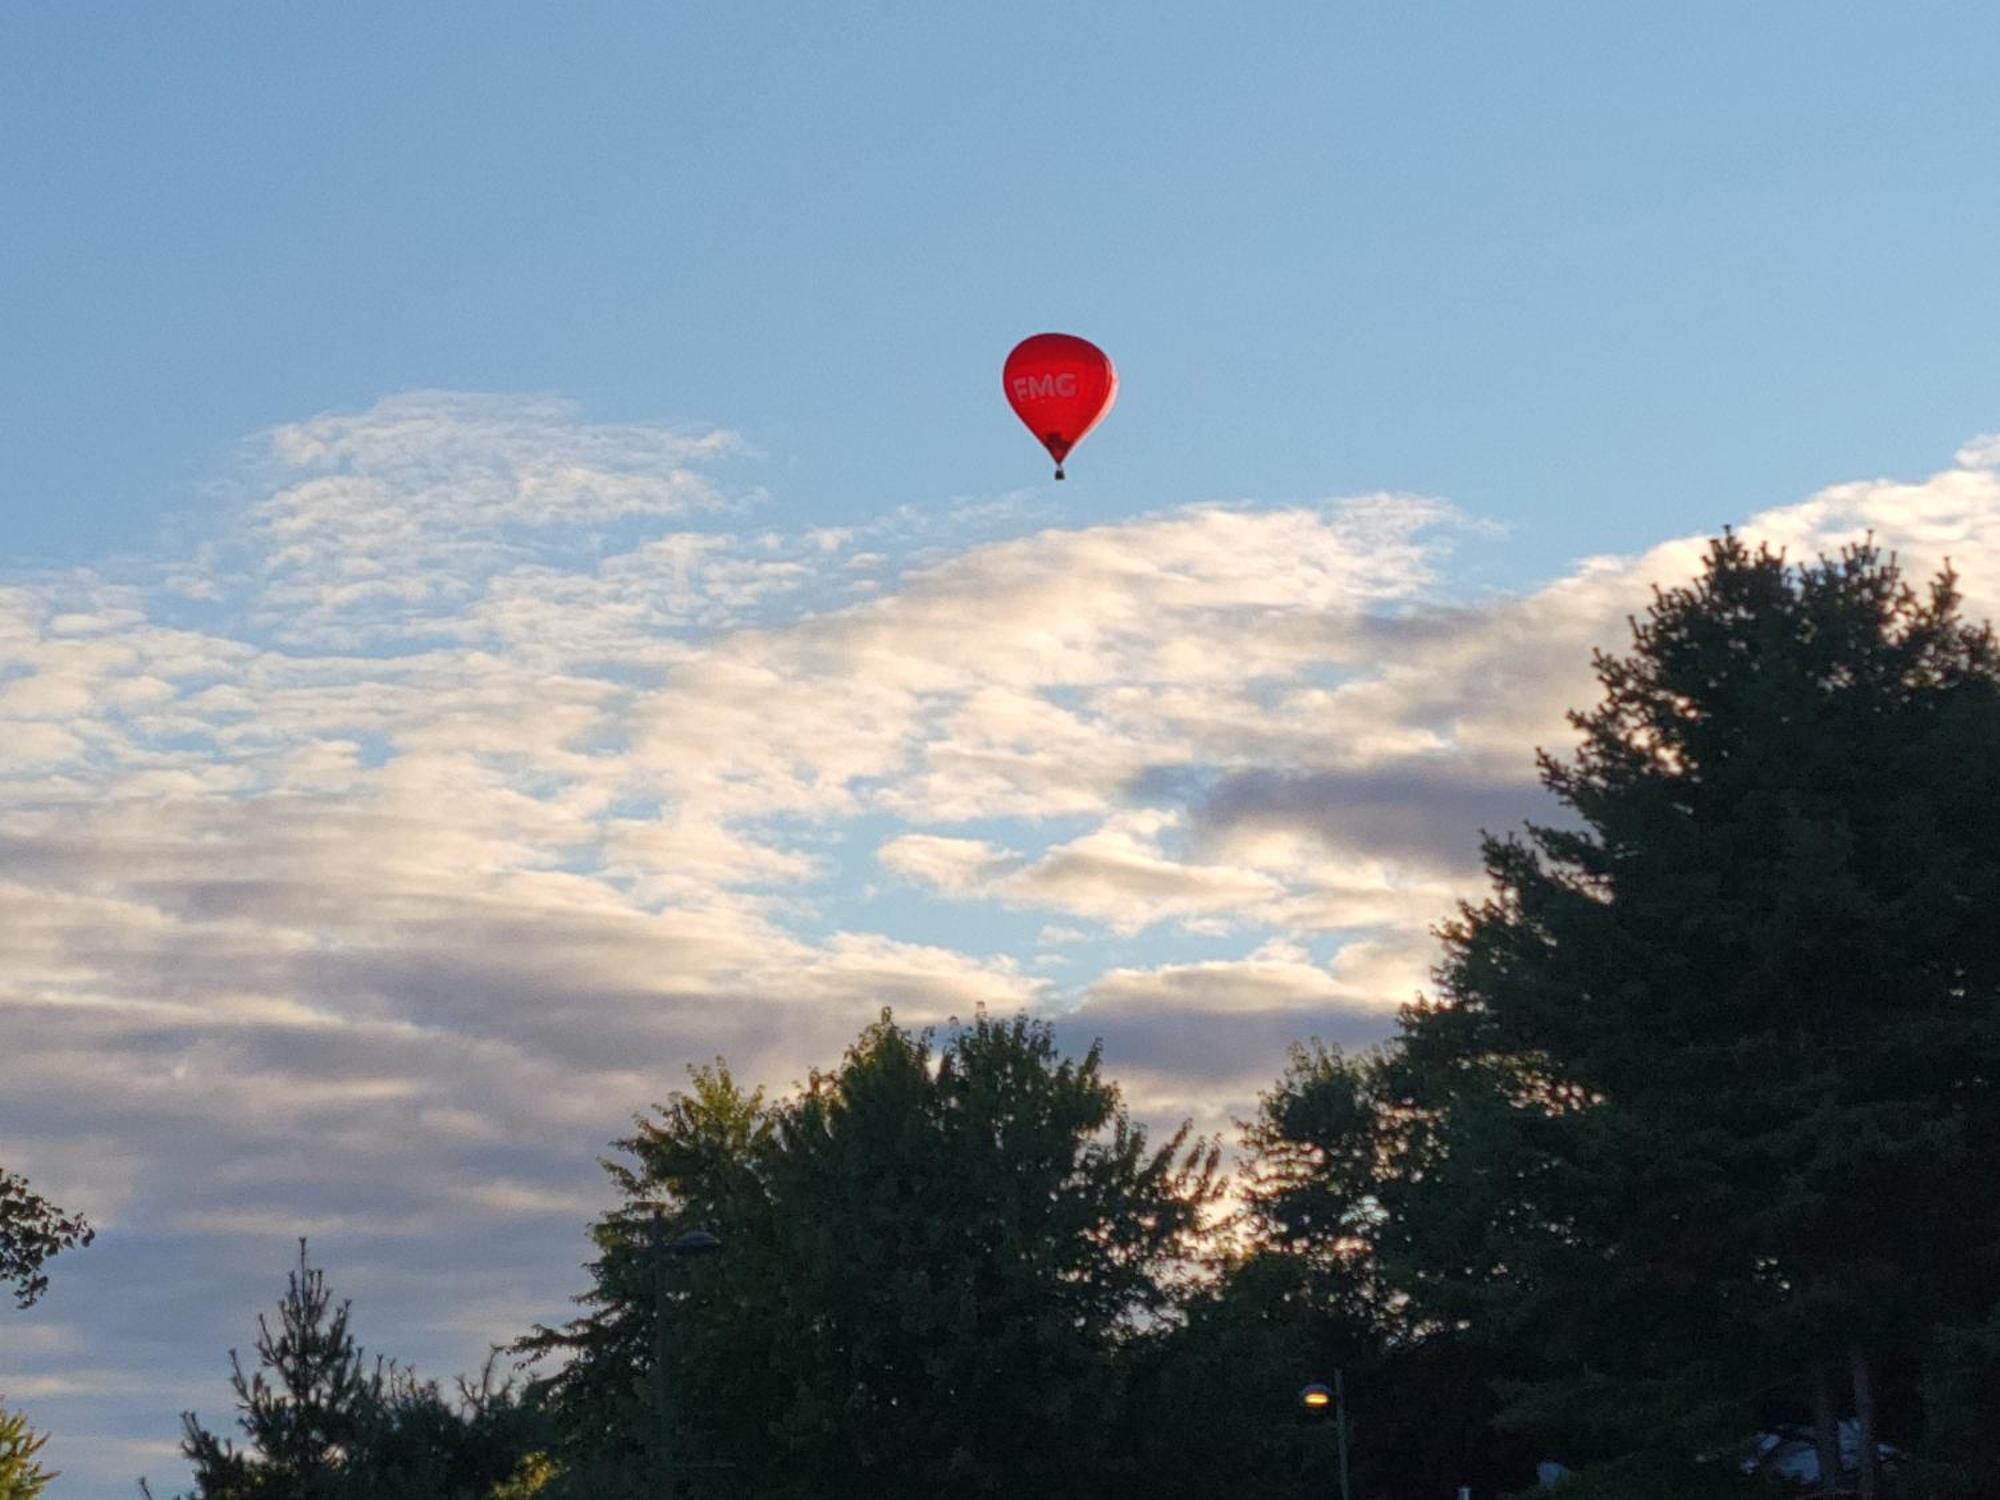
top-left (146, 1240), bottom-right (546, 1499)
top-left (146, 1239), bottom-right (382, 1499)
top-left (1389, 536), bottom-right (2000, 1492)
top-left (524, 1010), bottom-right (1220, 1499)
top-left (0, 1164), bottom-right (91, 1309)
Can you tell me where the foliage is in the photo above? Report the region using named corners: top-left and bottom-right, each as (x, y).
top-left (490, 1450), bottom-right (558, 1498)
top-left (1224, 1040), bottom-right (1545, 1499)
top-left (0, 1164), bottom-right (85, 1498)
top-left (0, 1166), bottom-right (92, 1309)
top-left (146, 1240), bottom-right (546, 1499)
top-left (342, 1358), bottom-right (552, 1500)
top-left (1388, 536), bottom-right (2000, 1476)
top-left (1211, 538), bottom-right (2000, 1491)
top-left (0, 1401), bottom-right (55, 1500)
top-left (520, 1058), bottom-right (771, 1492)
top-left (524, 1010), bottom-right (1221, 1498)
top-left (1910, 1303), bottom-right (2000, 1498)
top-left (176, 1238), bottom-right (380, 1495)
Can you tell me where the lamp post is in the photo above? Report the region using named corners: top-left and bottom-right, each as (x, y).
top-left (1300, 1375), bottom-right (1352, 1500)
top-left (648, 1212), bottom-right (722, 1500)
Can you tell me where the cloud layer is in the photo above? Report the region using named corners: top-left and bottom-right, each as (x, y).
top-left (5, 392), bottom-right (1999, 1493)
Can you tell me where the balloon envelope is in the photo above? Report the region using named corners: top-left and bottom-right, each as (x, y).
top-left (1003, 333), bottom-right (1117, 478)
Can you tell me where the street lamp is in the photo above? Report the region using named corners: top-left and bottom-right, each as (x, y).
top-left (1300, 1375), bottom-right (1352, 1500)
top-left (647, 1211), bottom-right (723, 1500)
top-left (665, 1227), bottom-right (722, 1257)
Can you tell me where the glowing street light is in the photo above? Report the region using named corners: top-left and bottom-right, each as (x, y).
top-left (1300, 1374), bottom-right (1352, 1500)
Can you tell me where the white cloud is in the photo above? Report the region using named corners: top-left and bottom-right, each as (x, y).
top-left (9, 394), bottom-right (2000, 1493)
top-left (878, 832), bottom-right (1015, 895)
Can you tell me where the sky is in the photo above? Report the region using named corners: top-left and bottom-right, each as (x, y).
top-left (3, 5), bottom-right (2000, 1493)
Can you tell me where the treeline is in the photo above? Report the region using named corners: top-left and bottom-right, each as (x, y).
top-left (9, 535), bottom-right (2000, 1498)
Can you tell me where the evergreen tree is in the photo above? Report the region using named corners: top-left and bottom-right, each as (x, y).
top-left (1391, 536), bottom-right (2000, 1487)
top-left (0, 1401), bottom-right (55, 1500)
top-left (147, 1239), bottom-right (381, 1499)
top-left (148, 1241), bottom-right (545, 1499)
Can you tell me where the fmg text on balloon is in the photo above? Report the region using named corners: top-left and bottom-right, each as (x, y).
top-left (1011, 374), bottom-right (1079, 400)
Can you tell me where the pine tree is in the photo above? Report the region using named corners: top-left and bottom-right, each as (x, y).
top-left (149, 1242), bottom-right (547, 1499)
top-left (147, 1239), bottom-right (382, 1499)
top-left (1391, 536), bottom-right (2000, 1486)
top-left (0, 1400), bottom-right (56, 1500)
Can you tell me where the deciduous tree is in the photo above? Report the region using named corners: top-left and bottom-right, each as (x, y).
top-left (526, 1011), bottom-right (1220, 1499)
top-left (0, 1165), bottom-right (90, 1310)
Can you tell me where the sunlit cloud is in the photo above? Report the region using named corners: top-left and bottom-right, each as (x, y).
top-left (5, 393), bottom-right (1998, 1493)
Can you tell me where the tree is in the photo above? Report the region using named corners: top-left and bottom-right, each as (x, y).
top-left (0, 1165), bottom-right (91, 1309)
top-left (1913, 1302), bottom-right (2000, 1498)
top-left (520, 1059), bottom-right (772, 1495)
top-left (1113, 1248), bottom-right (1335, 1500)
top-left (148, 1240), bottom-right (546, 1499)
top-left (524, 1010), bottom-right (1221, 1499)
top-left (0, 1401), bottom-right (55, 1500)
top-left (1391, 536), bottom-right (2000, 1488)
top-left (153, 1239), bottom-right (381, 1498)
top-left (341, 1358), bottom-right (551, 1500)
top-left (1215, 1040), bottom-right (1545, 1500)
top-left (0, 1165), bottom-right (85, 1500)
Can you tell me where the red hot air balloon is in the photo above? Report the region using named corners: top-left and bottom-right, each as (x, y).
top-left (1003, 333), bottom-right (1117, 480)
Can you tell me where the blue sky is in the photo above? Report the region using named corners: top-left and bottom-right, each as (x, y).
top-left (9, 4), bottom-right (2000, 574)
top-left (4, 6), bottom-right (2000, 1494)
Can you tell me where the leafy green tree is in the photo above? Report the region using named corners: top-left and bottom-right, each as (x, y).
top-left (342, 1357), bottom-right (551, 1500)
top-left (1114, 1247), bottom-right (1342, 1500)
top-left (525, 1010), bottom-right (1221, 1499)
top-left (490, 1450), bottom-right (558, 1498)
top-left (1391, 536), bottom-right (2000, 1489)
top-left (0, 1401), bottom-right (55, 1500)
top-left (761, 1013), bottom-right (1220, 1498)
top-left (0, 1165), bottom-right (91, 1309)
top-left (1220, 1040), bottom-right (1544, 1500)
top-left (0, 1165), bottom-right (85, 1500)
top-left (1239, 1041), bottom-right (1396, 1323)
